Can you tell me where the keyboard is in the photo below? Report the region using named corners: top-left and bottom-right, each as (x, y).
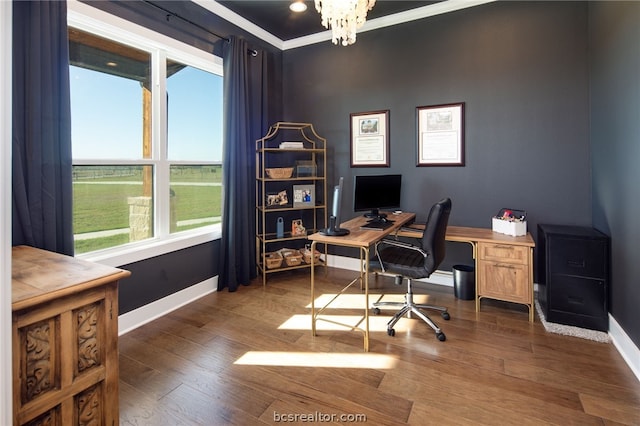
top-left (360, 219), bottom-right (394, 231)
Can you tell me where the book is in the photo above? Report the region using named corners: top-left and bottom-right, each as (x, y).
top-left (279, 141), bottom-right (304, 149)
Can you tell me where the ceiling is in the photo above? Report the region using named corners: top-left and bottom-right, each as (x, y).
top-left (215, 1), bottom-right (439, 41)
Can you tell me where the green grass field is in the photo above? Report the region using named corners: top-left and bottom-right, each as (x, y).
top-left (73, 165), bottom-right (222, 253)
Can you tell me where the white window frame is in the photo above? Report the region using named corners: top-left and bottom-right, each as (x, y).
top-left (68, 0), bottom-right (224, 267)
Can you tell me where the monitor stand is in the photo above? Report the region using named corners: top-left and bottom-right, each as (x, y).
top-left (320, 227), bottom-right (350, 236)
top-left (320, 216), bottom-right (349, 237)
top-left (364, 209), bottom-right (387, 221)
top-left (319, 216), bottom-right (350, 236)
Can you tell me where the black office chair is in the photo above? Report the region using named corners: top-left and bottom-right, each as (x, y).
top-left (371, 198), bottom-right (452, 341)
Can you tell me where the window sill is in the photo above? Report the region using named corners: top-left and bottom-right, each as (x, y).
top-left (77, 226), bottom-right (221, 268)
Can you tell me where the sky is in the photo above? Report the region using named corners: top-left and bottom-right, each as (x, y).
top-left (70, 65), bottom-right (223, 162)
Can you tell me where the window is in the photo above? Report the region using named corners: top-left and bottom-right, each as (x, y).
top-left (68, 17), bottom-right (223, 258)
top-left (167, 62), bottom-right (223, 234)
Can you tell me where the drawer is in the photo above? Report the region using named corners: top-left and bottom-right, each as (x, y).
top-left (548, 236), bottom-right (607, 278)
top-left (478, 242), bottom-right (529, 264)
top-left (478, 261), bottom-right (531, 304)
top-left (548, 274), bottom-right (607, 318)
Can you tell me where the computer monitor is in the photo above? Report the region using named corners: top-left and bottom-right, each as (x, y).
top-left (320, 177), bottom-right (349, 236)
top-left (353, 174), bottom-right (402, 219)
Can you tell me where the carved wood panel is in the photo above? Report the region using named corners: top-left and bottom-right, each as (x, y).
top-left (76, 383), bottom-right (103, 426)
top-left (75, 302), bottom-right (102, 376)
top-left (21, 318), bottom-right (58, 404)
top-left (23, 406), bottom-right (60, 426)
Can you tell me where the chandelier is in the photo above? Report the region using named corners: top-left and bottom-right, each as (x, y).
top-left (314, 0), bottom-right (376, 46)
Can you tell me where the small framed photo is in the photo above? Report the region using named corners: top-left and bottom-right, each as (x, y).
top-left (292, 184), bottom-right (315, 208)
top-left (416, 102), bottom-right (465, 166)
top-left (266, 189), bottom-right (289, 207)
top-left (350, 110), bottom-right (390, 167)
top-left (291, 219), bottom-right (306, 236)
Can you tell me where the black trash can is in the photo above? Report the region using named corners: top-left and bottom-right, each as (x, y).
top-left (453, 264), bottom-right (475, 300)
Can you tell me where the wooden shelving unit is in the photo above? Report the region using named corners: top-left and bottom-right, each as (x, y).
top-left (256, 122), bottom-right (327, 286)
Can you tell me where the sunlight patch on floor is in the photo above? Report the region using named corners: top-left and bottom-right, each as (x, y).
top-left (306, 293), bottom-right (433, 310)
top-left (278, 314), bottom-right (420, 333)
top-left (306, 293), bottom-right (372, 310)
top-left (234, 351), bottom-right (398, 369)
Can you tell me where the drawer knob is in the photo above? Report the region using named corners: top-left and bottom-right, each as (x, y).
top-left (494, 245), bottom-right (514, 250)
top-left (567, 259), bottom-right (585, 268)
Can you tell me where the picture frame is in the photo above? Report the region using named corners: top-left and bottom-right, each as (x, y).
top-left (350, 110), bottom-right (390, 167)
top-left (416, 102), bottom-right (465, 166)
top-left (266, 189), bottom-right (289, 207)
top-left (292, 184), bottom-right (315, 208)
top-left (291, 219), bottom-right (306, 236)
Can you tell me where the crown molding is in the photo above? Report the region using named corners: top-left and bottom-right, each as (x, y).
top-left (196, 0), bottom-right (496, 51)
top-left (284, 0), bottom-right (496, 50)
top-left (193, 0), bottom-right (285, 49)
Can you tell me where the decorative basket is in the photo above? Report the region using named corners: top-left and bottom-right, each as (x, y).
top-left (279, 248), bottom-right (304, 267)
top-left (300, 247), bottom-right (321, 264)
top-left (264, 251), bottom-right (283, 269)
top-left (265, 167), bottom-right (294, 179)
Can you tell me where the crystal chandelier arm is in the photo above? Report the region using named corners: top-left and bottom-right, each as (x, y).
top-left (315, 0), bottom-right (376, 46)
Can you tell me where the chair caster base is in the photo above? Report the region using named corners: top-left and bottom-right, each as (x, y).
top-left (436, 332), bottom-right (446, 341)
top-left (387, 328), bottom-right (395, 336)
top-left (442, 311), bottom-right (450, 321)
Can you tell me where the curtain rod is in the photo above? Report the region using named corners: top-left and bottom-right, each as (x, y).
top-left (142, 0), bottom-right (258, 56)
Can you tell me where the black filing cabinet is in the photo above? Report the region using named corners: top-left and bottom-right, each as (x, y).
top-left (537, 224), bottom-right (610, 331)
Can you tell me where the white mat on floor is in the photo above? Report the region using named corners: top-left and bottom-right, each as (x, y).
top-left (534, 298), bottom-right (609, 343)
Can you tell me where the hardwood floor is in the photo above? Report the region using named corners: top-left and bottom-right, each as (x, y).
top-left (118, 267), bottom-right (640, 425)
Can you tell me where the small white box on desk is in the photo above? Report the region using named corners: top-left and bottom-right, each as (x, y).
top-left (492, 218), bottom-right (527, 236)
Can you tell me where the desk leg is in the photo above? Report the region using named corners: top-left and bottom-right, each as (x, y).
top-left (529, 247), bottom-right (534, 323)
top-left (361, 246), bottom-right (369, 352)
top-left (311, 240), bottom-right (317, 337)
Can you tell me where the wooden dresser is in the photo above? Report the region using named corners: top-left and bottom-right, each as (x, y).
top-left (12, 245), bottom-right (130, 426)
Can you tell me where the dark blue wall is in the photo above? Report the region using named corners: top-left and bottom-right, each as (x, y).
top-left (282, 1), bottom-right (592, 272)
top-left (589, 2), bottom-right (640, 347)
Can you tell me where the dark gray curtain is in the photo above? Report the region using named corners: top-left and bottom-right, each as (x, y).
top-left (218, 36), bottom-right (269, 291)
top-left (12, 0), bottom-right (74, 255)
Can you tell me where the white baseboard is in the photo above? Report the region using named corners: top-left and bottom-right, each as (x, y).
top-left (118, 277), bottom-right (217, 335)
top-left (609, 314), bottom-right (640, 382)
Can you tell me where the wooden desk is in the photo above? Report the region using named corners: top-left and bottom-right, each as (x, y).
top-left (308, 212), bottom-right (416, 351)
top-left (12, 246), bottom-right (131, 426)
top-left (398, 225), bottom-right (536, 321)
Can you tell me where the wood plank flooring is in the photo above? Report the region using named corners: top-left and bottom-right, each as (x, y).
top-left (118, 267), bottom-right (640, 425)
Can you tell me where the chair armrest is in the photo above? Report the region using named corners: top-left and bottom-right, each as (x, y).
top-left (376, 238), bottom-right (428, 257)
top-left (374, 238), bottom-right (428, 274)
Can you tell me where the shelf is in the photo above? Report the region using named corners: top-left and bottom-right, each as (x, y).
top-left (258, 205), bottom-right (326, 213)
top-left (258, 257), bottom-right (326, 274)
top-left (256, 122), bottom-right (328, 286)
top-left (259, 148), bottom-right (325, 153)
top-left (258, 176), bottom-right (324, 182)
top-left (257, 230), bottom-right (323, 243)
